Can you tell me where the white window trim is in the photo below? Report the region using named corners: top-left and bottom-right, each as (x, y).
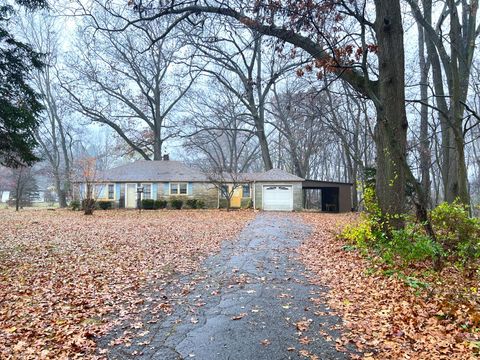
top-left (170, 182), bottom-right (188, 196)
top-left (141, 183), bottom-right (153, 200)
top-left (93, 183), bottom-right (108, 199)
top-left (107, 183), bottom-right (115, 200)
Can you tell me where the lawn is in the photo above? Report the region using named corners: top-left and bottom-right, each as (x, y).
top-left (0, 209), bottom-right (253, 359)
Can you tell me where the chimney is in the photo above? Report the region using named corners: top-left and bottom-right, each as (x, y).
top-left (162, 154), bottom-right (169, 161)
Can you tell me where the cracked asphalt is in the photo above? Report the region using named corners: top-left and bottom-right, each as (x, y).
top-left (101, 212), bottom-right (351, 360)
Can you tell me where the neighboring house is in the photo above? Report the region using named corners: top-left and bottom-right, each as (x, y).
top-left (76, 160), bottom-right (352, 212)
top-left (0, 190), bottom-right (10, 203)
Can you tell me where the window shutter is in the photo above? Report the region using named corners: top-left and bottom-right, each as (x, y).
top-left (164, 182), bottom-right (169, 195)
top-left (188, 182), bottom-right (193, 195)
top-left (152, 183), bottom-right (158, 199)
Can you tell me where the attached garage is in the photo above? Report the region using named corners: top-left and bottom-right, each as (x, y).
top-left (249, 169), bottom-right (304, 211)
top-left (263, 185), bottom-right (293, 211)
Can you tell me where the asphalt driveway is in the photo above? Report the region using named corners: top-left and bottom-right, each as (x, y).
top-left (101, 212), bottom-right (351, 359)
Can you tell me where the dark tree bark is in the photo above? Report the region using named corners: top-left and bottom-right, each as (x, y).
top-left (417, 18), bottom-right (431, 208)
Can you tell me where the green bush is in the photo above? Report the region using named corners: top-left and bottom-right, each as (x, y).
top-left (154, 199), bottom-right (167, 209)
top-left (141, 199), bottom-right (155, 210)
top-left (241, 198), bottom-right (253, 209)
top-left (97, 201), bottom-right (113, 210)
top-left (382, 228), bottom-right (443, 266)
top-left (185, 199), bottom-right (198, 209)
top-left (342, 219), bottom-right (441, 267)
top-left (430, 201), bottom-right (480, 263)
top-left (69, 200), bottom-right (81, 211)
top-left (184, 199), bottom-right (205, 209)
top-left (170, 198), bottom-right (183, 210)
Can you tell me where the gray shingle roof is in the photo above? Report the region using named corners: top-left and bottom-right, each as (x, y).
top-left (99, 161), bottom-right (208, 182)
top-left (242, 169), bottom-right (304, 182)
top-left (97, 161), bottom-right (304, 183)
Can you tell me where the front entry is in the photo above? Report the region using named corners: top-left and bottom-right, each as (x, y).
top-left (230, 186), bottom-right (242, 208)
top-left (126, 184), bottom-right (137, 208)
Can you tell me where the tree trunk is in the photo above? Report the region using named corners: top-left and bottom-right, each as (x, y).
top-left (257, 127), bottom-right (273, 170)
top-left (373, 0), bottom-right (408, 229)
top-left (417, 19), bottom-right (431, 208)
top-left (15, 190), bottom-right (20, 211)
top-left (55, 174), bottom-right (67, 208)
top-left (153, 136), bottom-right (163, 160)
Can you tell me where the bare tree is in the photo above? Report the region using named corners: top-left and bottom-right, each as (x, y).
top-left (183, 87), bottom-right (261, 172)
top-left (3, 166), bottom-right (39, 211)
top-left (202, 166), bottom-right (244, 211)
top-left (64, 12), bottom-right (196, 160)
top-left (18, 14), bottom-right (74, 207)
top-left (407, 0), bottom-right (480, 205)
top-left (186, 20), bottom-right (303, 170)
top-left (74, 157), bottom-right (100, 215)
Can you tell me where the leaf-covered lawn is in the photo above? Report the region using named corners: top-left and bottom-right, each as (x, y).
top-left (0, 209), bottom-right (253, 359)
top-left (301, 213), bottom-right (480, 359)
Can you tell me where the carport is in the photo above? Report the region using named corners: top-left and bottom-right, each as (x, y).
top-left (302, 180), bottom-right (353, 213)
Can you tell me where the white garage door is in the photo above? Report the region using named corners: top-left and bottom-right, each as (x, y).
top-left (263, 185), bottom-right (293, 211)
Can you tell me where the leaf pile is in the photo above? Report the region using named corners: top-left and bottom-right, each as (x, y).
top-left (301, 213), bottom-right (479, 359)
top-left (0, 209), bottom-right (253, 359)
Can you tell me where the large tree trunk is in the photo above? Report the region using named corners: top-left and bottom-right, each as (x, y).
top-left (373, 0), bottom-right (408, 229)
top-left (444, 124), bottom-right (469, 203)
top-left (256, 126), bottom-right (273, 170)
top-left (54, 171), bottom-right (67, 208)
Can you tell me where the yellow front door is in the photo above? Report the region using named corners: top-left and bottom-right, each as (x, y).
top-left (230, 186), bottom-right (242, 208)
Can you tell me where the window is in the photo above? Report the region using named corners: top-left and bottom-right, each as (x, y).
top-left (142, 183), bottom-right (152, 199)
top-left (108, 184), bottom-right (115, 200)
top-left (220, 185), bottom-right (228, 198)
top-left (94, 184), bottom-right (105, 198)
top-left (242, 184), bottom-right (250, 198)
top-left (170, 183), bottom-right (188, 195)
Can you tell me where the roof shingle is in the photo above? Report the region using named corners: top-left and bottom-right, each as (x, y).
top-left (97, 161), bottom-right (304, 183)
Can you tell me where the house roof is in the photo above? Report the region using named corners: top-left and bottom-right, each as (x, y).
top-left (96, 161), bottom-right (304, 183)
top-left (243, 169), bottom-right (304, 182)
top-left (99, 160), bottom-right (208, 182)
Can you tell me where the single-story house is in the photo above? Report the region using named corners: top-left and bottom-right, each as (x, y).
top-left (76, 160), bottom-right (352, 212)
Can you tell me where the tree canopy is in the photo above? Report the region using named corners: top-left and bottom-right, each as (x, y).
top-left (0, 0), bottom-right (47, 167)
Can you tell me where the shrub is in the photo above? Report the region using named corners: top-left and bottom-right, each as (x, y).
top-left (185, 199), bottom-right (198, 209)
top-left (82, 199), bottom-right (96, 215)
top-left (170, 198), bottom-right (183, 210)
top-left (154, 199), bottom-right (167, 209)
top-left (342, 219), bottom-right (441, 267)
top-left (241, 198), bottom-right (253, 209)
top-left (430, 201), bottom-right (480, 263)
top-left (69, 200), bottom-right (81, 211)
top-left (141, 199), bottom-right (155, 210)
top-left (382, 228), bottom-right (443, 266)
top-left (196, 199), bottom-right (205, 209)
top-left (97, 201), bottom-right (113, 210)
